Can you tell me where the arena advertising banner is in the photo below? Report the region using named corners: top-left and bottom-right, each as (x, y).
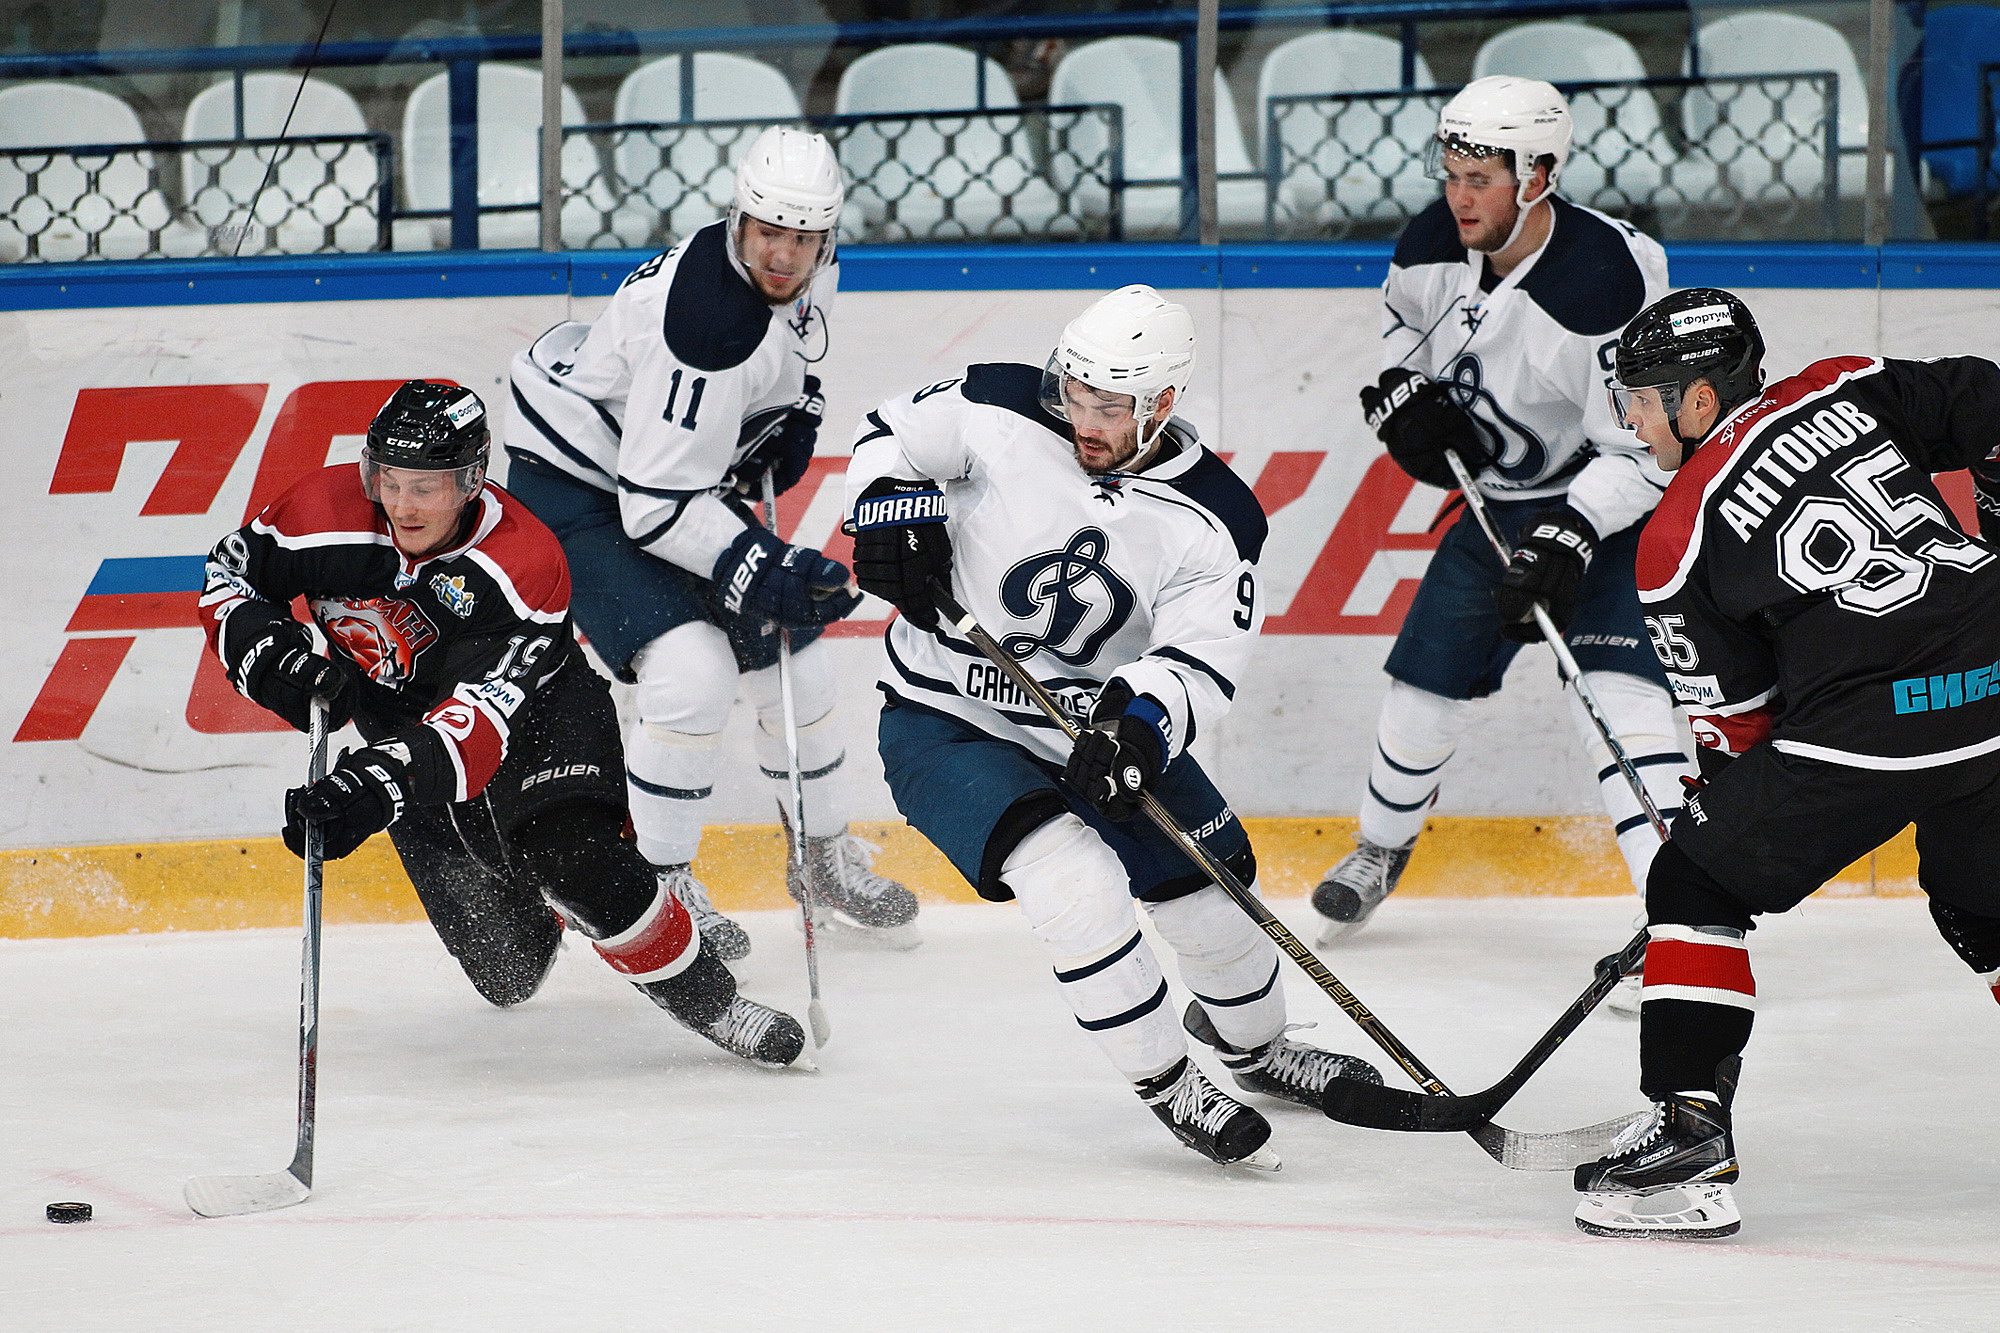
top-left (0, 283), bottom-right (1982, 849)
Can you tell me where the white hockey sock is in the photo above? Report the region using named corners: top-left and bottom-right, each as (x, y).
top-left (744, 644), bottom-right (847, 839)
top-left (628, 622), bottom-right (739, 868)
top-left (1144, 885), bottom-right (1285, 1052)
top-left (626, 723), bottom-right (721, 867)
top-left (1357, 681), bottom-right (1472, 849)
top-left (1003, 815), bottom-right (1183, 1081)
top-left (1566, 672), bottom-right (1691, 895)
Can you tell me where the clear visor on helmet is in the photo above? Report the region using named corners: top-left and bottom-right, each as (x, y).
top-left (1038, 356), bottom-right (1172, 443)
top-left (729, 208), bottom-right (834, 296)
top-left (360, 454), bottom-right (485, 505)
top-left (1607, 377), bottom-right (1685, 432)
top-left (1425, 134), bottom-right (1516, 185)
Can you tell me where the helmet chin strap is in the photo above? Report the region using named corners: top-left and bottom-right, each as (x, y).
top-left (1496, 170), bottom-right (1553, 254)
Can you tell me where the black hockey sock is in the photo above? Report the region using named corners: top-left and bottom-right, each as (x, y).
top-left (1640, 998), bottom-right (1752, 1102)
top-left (640, 948), bottom-right (736, 1030)
top-left (511, 802), bottom-right (658, 939)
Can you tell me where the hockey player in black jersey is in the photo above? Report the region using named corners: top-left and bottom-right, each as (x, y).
top-left (1572, 288), bottom-right (2000, 1238)
top-left (200, 380), bottom-right (806, 1068)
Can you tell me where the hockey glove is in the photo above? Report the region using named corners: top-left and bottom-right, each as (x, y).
top-left (1360, 368), bottom-right (1493, 491)
top-left (1493, 504), bottom-right (1597, 643)
top-left (1063, 681), bottom-right (1169, 822)
top-left (283, 744), bottom-right (411, 861)
top-left (849, 476), bottom-right (952, 632)
top-left (712, 527), bottom-right (860, 630)
top-left (231, 618), bottom-right (355, 733)
top-left (731, 375), bottom-right (824, 498)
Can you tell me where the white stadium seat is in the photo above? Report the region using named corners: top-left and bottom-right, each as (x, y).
top-left (1258, 30), bottom-right (1439, 229)
top-left (0, 82), bottom-right (203, 260)
top-left (1049, 35), bottom-right (1265, 237)
top-left (834, 42), bottom-right (1063, 240)
top-left (1683, 10), bottom-right (1867, 200)
top-left (181, 74), bottom-right (385, 254)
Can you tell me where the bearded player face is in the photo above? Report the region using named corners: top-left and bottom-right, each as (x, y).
top-left (1063, 380), bottom-right (1174, 475)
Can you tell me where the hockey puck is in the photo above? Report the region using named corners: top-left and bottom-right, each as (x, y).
top-left (45, 1201), bottom-right (92, 1224)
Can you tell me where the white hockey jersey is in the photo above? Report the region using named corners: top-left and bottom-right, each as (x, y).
top-left (504, 219), bottom-right (836, 576)
top-left (847, 363), bottom-right (1267, 768)
top-left (1383, 195), bottom-right (1669, 537)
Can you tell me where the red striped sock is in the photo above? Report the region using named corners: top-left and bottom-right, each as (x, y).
top-left (1641, 924), bottom-right (1755, 1011)
top-left (591, 883), bottom-right (697, 983)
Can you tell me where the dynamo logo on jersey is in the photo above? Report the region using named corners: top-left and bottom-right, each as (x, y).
top-left (997, 527), bottom-right (1136, 667)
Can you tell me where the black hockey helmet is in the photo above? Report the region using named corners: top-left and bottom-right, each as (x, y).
top-left (1610, 289), bottom-right (1765, 448)
top-left (361, 380), bottom-right (489, 501)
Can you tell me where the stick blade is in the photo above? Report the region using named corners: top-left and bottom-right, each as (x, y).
top-left (1468, 1111), bottom-right (1650, 1172)
top-left (185, 1169), bottom-right (310, 1218)
top-left (1319, 1076), bottom-right (1506, 1132)
top-left (807, 999), bottom-right (832, 1049)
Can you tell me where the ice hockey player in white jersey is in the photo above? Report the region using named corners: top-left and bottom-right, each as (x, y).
top-left (847, 285), bottom-right (1380, 1168)
top-left (1311, 77), bottom-right (1692, 955)
top-left (504, 126), bottom-right (919, 957)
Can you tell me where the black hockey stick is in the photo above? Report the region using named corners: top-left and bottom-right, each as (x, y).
top-left (186, 694), bottom-right (330, 1216)
top-left (1320, 930), bottom-right (1647, 1133)
top-left (927, 584), bottom-right (1638, 1169)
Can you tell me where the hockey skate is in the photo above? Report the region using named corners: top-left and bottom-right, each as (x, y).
top-left (638, 950), bottom-right (808, 1069)
top-left (1135, 1056), bottom-right (1278, 1170)
top-left (1182, 1001), bottom-right (1383, 1110)
top-left (1311, 835), bottom-right (1414, 944)
top-left (790, 831), bottom-right (922, 950)
top-left (657, 863), bottom-right (751, 962)
top-left (1573, 1093), bottom-right (1739, 1239)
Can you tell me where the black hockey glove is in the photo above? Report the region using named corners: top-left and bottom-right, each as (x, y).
top-left (230, 618), bottom-right (355, 733)
top-left (712, 527), bottom-right (860, 630)
top-left (848, 476), bottom-right (952, 632)
top-left (731, 375), bottom-right (824, 498)
top-left (1359, 368), bottom-right (1493, 491)
top-left (283, 744), bottom-right (411, 861)
top-left (1493, 504), bottom-right (1597, 644)
top-left (1062, 681), bottom-right (1169, 822)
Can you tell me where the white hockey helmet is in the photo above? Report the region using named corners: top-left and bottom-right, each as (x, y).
top-left (734, 125), bottom-right (844, 231)
top-left (1431, 75), bottom-right (1572, 200)
top-left (1040, 284), bottom-right (1196, 451)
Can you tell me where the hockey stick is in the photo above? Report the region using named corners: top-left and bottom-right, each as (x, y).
top-left (926, 583), bottom-right (1635, 1168)
top-left (1313, 454), bottom-right (1669, 1135)
top-left (186, 694), bottom-right (330, 1217)
top-left (764, 472), bottom-right (831, 1049)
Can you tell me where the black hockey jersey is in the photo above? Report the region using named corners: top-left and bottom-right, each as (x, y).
top-left (1637, 355), bottom-right (2000, 771)
top-left (201, 465), bottom-right (578, 805)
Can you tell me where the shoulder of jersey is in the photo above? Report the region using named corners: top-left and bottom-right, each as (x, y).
top-left (1138, 449), bottom-right (1267, 563)
top-left (1516, 199), bottom-right (1652, 336)
top-left (658, 220), bottom-right (774, 374)
top-left (480, 486), bottom-right (571, 613)
top-left (1391, 200), bottom-right (1466, 271)
top-left (959, 362), bottom-right (1069, 434)
top-left (1635, 354), bottom-right (1881, 593)
top-left (259, 463), bottom-right (380, 538)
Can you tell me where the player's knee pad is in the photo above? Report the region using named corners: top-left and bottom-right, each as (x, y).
top-left (1379, 679), bottom-right (1473, 770)
top-left (631, 621), bottom-right (738, 734)
top-left (1645, 841), bottom-right (1756, 934)
top-left (1143, 883), bottom-right (1272, 970)
top-left (1930, 896), bottom-right (2000, 975)
top-left (1145, 885), bottom-right (1283, 1045)
top-left (1001, 813), bottom-right (1138, 964)
top-left (511, 801), bottom-right (656, 938)
top-left (742, 639), bottom-right (838, 729)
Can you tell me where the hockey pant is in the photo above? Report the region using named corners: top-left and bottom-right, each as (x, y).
top-left (1001, 814), bottom-right (1285, 1081)
top-left (624, 620), bottom-right (848, 868)
top-left (1356, 675), bottom-right (1688, 894)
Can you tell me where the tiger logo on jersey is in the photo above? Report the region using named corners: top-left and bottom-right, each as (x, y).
top-left (314, 596), bottom-right (440, 687)
top-left (998, 527), bottom-right (1136, 667)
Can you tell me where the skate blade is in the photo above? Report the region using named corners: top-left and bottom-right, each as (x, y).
top-left (1314, 916), bottom-right (1369, 947)
top-left (1229, 1144), bottom-right (1282, 1172)
top-left (797, 914), bottom-right (923, 951)
top-left (1574, 1182), bottom-right (1739, 1239)
top-left (1605, 976), bottom-right (1643, 1020)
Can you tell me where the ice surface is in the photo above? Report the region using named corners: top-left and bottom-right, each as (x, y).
top-left (2, 896), bottom-right (1994, 1331)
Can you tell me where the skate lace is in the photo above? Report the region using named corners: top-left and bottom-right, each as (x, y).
top-left (1606, 1103), bottom-right (1666, 1157)
top-left (1158, 1067), bottom-right (1237, 1137)
top-left (662, 867), bottom-right (722, 921)
top-left (1335, 841), bottom-right (1400, 892)
top-left (826, 836), bottom-right (900, 901)
top-left (709, 997), bottom-right (775, 1052)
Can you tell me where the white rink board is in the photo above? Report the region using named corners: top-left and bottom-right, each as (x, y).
top-left (1, 284), bottom-right (1990, 849)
